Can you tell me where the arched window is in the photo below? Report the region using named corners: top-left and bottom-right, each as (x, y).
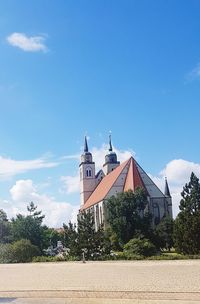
top-left (96, 205), bottom-right (100, 229)
top-left (100, 206), bottom-right (103, 224)
top-left (86, 167), bottom-right (92, 178)
top-left (153, 202), bottom-right (160, 225)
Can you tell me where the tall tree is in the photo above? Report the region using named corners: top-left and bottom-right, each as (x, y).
top-left (0, 210), bottom-right (11, 243)
top-left (11, 203), bottom-right (45, 250)
top-left (27, 202), bottom-right (45, 224)
top-left (63, 222), bottom-right (78, 256)
top-left (155, 216), bottom-right (174, 251)
top-left (77, 211), bottom-right (108, 259)
top-left (174, 172), bottom-right (200, 254)
top-left (106, 188), bottom-right (151, 247)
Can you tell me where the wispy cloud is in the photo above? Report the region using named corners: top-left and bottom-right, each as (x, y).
top-left (0, 155), bottom-right (58, 180)
top-left (61, 175), bottom-right (80, 194)
top-left (186, 63), bottom-right (200, 81)
top-left (6, 32), bottom-right (48, 52)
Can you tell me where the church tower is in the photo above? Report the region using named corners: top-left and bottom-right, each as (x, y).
top-left (103, 135), bottom-right (120, 175)
top-left (79, 136), bottom-right (96, 207)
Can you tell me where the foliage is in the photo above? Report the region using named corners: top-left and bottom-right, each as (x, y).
top-left (11, 202), bottom-right (45, 251)
top-left (106, 188), bottom-right (151, 247)
top-left (0, 210), bottom-right (11, 244)
top-left (124, 236), bottom-right (157, 257)
top-left (32, 255), bottom-right (78, 262)
top-left (11, 239), bottom-right (40, 263)
top-left (0, 240), bottom-right (40, 263)
top-left (41, 226), bottom-right (63, 249)
top-left (27, 202), bottom-right (45, 223)
top-left (76, 211), bottom-right (111, 259)
top-left (63, 221), bottom-right (78, 256)
top-left (0, 243), bottom-right (13, 263)
top-left (155, 216), bottom-right (174, 250)
top-left (0, 209), bottom-right (8, 221)
top-left (174, 172), bottom-right (200, 254)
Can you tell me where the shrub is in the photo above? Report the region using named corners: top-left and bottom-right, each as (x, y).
top-left (11, 239), bottom-right (40, 263)
top-left (32, 255), bottom-right (79, 262)
top-left (0, 243), bottom-right (13, 263)
top-left (124, 237), bottom-right (157, 257)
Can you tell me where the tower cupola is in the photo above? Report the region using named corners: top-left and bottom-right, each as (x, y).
top-left (80, 136), bottom-right (93, 164)
top-left (103, 135), bottom-right (120, 175)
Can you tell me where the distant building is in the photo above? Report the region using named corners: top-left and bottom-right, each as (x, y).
top-left (79, 136), bottom-right (172, 230)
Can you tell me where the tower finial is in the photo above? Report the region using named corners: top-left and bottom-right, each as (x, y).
top-left (84, 136), bottom-right (88, 152)
top-left (109, 132), bottom-right (113, 152)
top-left (165, 177), bottom-right (171, 197)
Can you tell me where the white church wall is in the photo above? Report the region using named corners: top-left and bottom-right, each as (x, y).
top-left (105, 164), bottom-right (129, 199)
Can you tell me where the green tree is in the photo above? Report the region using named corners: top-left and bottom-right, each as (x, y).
top-left (63, 222), bottom-right (78, 256)
top-left (106, 188), bottom-right (151, 247)
top-left (124, 236), bottom-right (157, 257)
top-left (0, 243), bottom-right (13, 263)
top-left (11, 239), bottom-right (40, 263)
top-left (155, 216), bottom-right (174, 251)
top-left (11, 203), bottom-right (45, 251)
top-left (41, 226), bottom-right (63, 249)
top-left (174, 172), bottom-right (200, 254)
top-left (27, 202), bottom-right (45, 224)
top-left (0, 210), bottom-right (11, 244)
top-left (77, 211), bottom-right (109, 259)
top-left (0, 240), bottom-right (40, 263)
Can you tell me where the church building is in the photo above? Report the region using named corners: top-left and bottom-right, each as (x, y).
top-left (79, 136), bottom-right (172, 230)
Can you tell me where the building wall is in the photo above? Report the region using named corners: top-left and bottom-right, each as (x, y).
top-left (80, 164), bottom-right (96, 207)
top-left (105, 163), bottom-right (129, 198)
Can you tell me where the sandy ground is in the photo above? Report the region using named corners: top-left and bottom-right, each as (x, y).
top-left (0, 260), bottom-right (200, 302)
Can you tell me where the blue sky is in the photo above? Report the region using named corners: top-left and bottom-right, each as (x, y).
top-left (0, 1), bottom-right (200, 226)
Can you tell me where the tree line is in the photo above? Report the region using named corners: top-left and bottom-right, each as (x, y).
top-left (0, 172), bottom-right (200, 262)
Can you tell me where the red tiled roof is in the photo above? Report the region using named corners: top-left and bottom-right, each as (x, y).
top-left (81, 158), bottom-right (130, 211)
top-left (123, 157), bottom-right (144, 192)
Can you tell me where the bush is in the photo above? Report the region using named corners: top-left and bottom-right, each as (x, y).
top-left (0, 243), bottom-right (13, 263)
top-left (32, 255), bottom-right (79, 262)
top-left (11, 239), bottom-right (40, 263)
top-left (33, 256), bottom-right (63, 262)
top-left (124, 237), bottom-right (157, 257)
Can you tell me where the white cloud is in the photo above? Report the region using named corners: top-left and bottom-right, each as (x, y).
top-left (0, 155), bottom-right (58, 180)
top-left (151, 159), bottom-right (200, 218)
top-left (61, 144), bottom-right (134, 194)
top-left (3, 179), bottom-right (79, 227)
top-left (61, 175), bottom-right (80, 194)
top-left (6, 32), bottom-right (48, 52)
top-left (161, 159), bottom-right (200, 185)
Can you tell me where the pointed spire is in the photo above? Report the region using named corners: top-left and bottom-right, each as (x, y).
top-left (109, 134), bottom-right (113, 152)
top-left (84, 136), bottom-right (88, 152)
top-left (165, 177), bottom-right (171, 197)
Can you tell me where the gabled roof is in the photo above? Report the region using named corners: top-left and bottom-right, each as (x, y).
top-left (81, 156), bottom-right (166, 211)
top-left (81, 158), bottom-right (130, 211)
top-left (123, 157), bottom-right (144, 192)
